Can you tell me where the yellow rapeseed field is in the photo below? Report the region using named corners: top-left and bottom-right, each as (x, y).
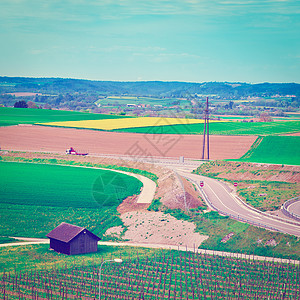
top-left (39, 117), bottom-right (214, 130)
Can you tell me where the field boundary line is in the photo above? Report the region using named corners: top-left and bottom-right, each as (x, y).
top-left (240, 136), bottom-right (263, 159)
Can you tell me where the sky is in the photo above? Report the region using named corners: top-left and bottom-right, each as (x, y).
top-left (0, 0), bottom-right (299, 83)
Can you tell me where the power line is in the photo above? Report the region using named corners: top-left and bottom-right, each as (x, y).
top-left (201, 97), bottom-right (209, 160)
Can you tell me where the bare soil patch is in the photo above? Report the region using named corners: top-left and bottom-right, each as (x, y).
top-left (283, 132), bottom-right (300, 136)
top-left (117, 195), bottom-right (149, 214)
top-left (6, 92), bottom-right (42, 97)
top-left (181, 177), bottom-right (207, 208)
top-left (0, 125), bottom-right (256, 159)
top-left (104, 226), bottom-right (123, 237)
top-left (121, 211), bottom-right (209, 248)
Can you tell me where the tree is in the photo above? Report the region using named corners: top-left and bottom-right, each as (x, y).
top-left (14, 100), bottom-right (28, 108)
top-left (27, 101), bottom-right (38, 109)
top-left (43, 103), bottom-right (52, 110)
top-left (259, 112), bottom-right (273, 122)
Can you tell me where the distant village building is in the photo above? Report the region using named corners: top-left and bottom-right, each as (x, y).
top-left (46, 222), bottom-right (100, 255)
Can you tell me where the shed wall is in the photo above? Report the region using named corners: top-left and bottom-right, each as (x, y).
top-left (69, 231), bottom-right (98, 255)
top-left (50, 238), bottom-right (70, 255)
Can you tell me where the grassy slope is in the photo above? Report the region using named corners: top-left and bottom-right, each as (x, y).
top-left (0, 244), bottom-right (163, 273)
top-left (164, 209), bottom-right (300, 260)
top-left (194, 161), bottom-right (299, 211)
top-left (238, 136), bottom-right (300, 165)
top-left (113, 120), bottom-right (300, 135)
top-left (0, 107), bottom-right (129, 127)
top-left (184, 161), bottom-right (300, 259)
top-left (0, 161), bottom-right (142, 238)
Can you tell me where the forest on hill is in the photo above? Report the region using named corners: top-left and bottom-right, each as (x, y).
top-left (1, 77), bottom-right (299, 116)
top-left (0, 76), bottom-right (299, 98)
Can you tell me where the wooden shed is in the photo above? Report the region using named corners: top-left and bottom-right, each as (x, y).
top-left (46, 222), bottom-right (100, 255)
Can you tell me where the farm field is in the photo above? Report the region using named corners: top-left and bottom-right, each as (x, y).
top-left (96, 95), bottom-right (190, 107)
top-left (2, 107), bottom-right (299, 136)
top-left (212, 114), bottom-right (300, 121)
top-left (0, 162), bottom-right (142, 208)
top-left (238, 136), bottom-right (300, 165)
top-left (0, 161), bottom-right (142, 238)
top-left (113, 120), bottom-right (300, 136)
top-left (0, 125), bottom-right (257, 159)
top-left (38, 116), bottom-right (214, 131)
top-left (0, 107), bottom-right (129, 127)
top-left (0, 245), bottom-right (299, 299)
top-left (1, 107), bottom-right (300, 300)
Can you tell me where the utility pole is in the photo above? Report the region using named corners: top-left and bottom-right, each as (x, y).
top-left (201, 97), bottom-right (210, 160)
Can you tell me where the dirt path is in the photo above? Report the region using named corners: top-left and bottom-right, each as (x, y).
top-left (1, 238), bottom-right (298, 265)
top-left (99, 168), bottom-right (156, 204)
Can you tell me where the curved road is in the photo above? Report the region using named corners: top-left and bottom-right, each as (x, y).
top-left (109, 154), bottom-right (300, 237)
top-left (288, 201), bottom-right (300, 216)
top-left (178, 171), bottom-right (300, 237)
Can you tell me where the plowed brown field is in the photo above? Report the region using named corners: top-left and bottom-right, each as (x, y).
top-left (0, 125), bottom-right (257, 159)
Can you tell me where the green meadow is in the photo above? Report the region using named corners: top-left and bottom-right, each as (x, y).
top-left (0, 107), bottom-right (129, 127)
top-left (238, 136), bottom-right (300, 165)
top-left (113, 120), bottom-right (300, 136)
top-left (0, 161), bottom-right (142, 238)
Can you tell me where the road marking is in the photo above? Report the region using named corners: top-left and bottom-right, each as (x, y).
top-left (204, 179), bottom-right (239, 215)
top-left (177, 171), bottom-right (300, 235)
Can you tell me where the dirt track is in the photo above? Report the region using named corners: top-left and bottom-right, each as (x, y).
top-left (0, 125), bottom-right (257, 159)
top-left (1, 238), bottom-right (299, 265)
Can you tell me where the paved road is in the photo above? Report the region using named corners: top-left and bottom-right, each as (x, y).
top-left (288, 201), bottom-right (300, 216)
top-left (113, 154), bottom-right (300, 236)
top-left (178, 171), bottom-right (300, 237)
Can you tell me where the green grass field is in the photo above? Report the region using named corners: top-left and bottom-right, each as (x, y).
top-left (0, 244), bottom-right (161, 274)
top-left (238, 136), bottom-right (300, 165)
top-left (0, 107), bottom-right (129, 127)
top-left (2, 107), bottom-right (299, 136)
top-left (0, 161), bottom-right (142, 238)
top-left (0, 162), bottom-right (142, 208)
top-left (113, 120), bottom-right (300, 135)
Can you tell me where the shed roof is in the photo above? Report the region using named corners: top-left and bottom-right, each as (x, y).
top-left (46, 222), bottom-right (100, 243)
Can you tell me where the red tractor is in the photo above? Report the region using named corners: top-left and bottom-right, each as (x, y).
top-left (66, 147), bottom-right (88, 156)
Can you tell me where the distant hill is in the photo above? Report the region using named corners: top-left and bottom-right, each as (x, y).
top-left (0, 76), bottom-right (299, 99)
